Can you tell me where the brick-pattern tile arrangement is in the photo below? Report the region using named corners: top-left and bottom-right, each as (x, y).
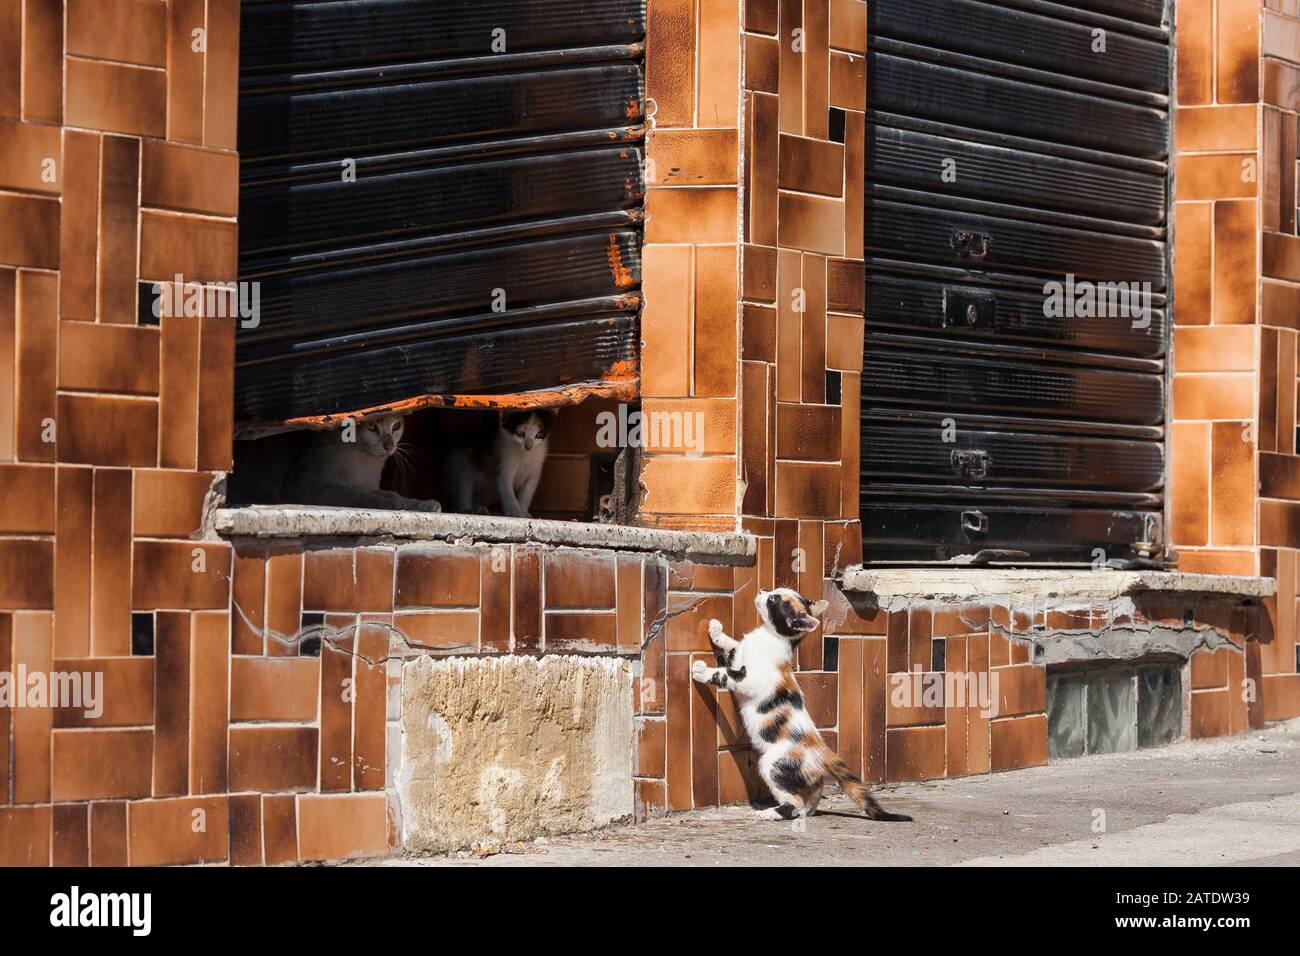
top-left (0, 0), bottom-right (1295, 867)
top-left (1169, 0), bottom-right (1300, 719)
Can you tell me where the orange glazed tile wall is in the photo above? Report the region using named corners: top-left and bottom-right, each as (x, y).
top-left (1171, 0), bottom-right (1300, 719)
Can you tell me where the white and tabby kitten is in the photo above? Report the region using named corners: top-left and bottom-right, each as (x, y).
top-left (441, 410), bottom-right (555, 518)
top-left (280, 414), bottom-right (442, 512)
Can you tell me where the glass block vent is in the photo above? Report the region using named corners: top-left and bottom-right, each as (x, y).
top-left (1047, 664), bottom-right (1182, 759)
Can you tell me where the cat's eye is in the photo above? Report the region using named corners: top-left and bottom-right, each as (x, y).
top-left (364, 422), bottom-right (378, 431)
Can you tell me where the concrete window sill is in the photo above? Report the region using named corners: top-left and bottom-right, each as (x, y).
top-left (840, 566), bottom-right (1276, 602)
top-left (212, 506), bottom-right (756, 564)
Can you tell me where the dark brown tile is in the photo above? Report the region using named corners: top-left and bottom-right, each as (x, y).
top-left (229, 726), bottom-right (319, 792)
top-left (189, 611), bottom-right (229, 793)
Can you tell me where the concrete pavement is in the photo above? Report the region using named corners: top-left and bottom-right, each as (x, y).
top-left (362, 717), bottom-right (1300, 867)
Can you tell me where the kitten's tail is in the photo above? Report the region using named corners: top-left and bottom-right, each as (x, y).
top-left (825, 755), bottom-right (913, 822)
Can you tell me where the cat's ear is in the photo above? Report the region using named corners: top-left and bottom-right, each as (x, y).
top-left (538, 409), bottom-right (558, 436)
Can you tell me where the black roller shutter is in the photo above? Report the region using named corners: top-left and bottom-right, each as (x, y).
top-left (861, 0), bottom-right (1171, 565)
top-left (235, 0), bottom-right (646, 424)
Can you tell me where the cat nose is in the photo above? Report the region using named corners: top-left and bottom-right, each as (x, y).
top-left (524, 439), bottom-right (535, 450)
top-left (383, 439), bottom-right (394, 451)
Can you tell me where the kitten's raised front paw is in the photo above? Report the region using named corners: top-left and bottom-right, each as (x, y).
top-left (691, 660), bottom-right (709, 683)
top-left (707, 619), bottom-right (725, 643)
top-left (752, 808), bottom-right (784, 821)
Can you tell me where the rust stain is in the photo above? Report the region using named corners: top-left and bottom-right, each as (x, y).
top-left (275, 371), bottom-right (640, 428)
top-left (625, 96), bottom-right (640, 121)
top-left (607, 234), bottom-right (636, 289)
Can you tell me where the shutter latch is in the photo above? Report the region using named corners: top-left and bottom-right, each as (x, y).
top-left (952, 449), bottom-right (991, 481)
top-left (960, 510), bottom-right (989, 537)
top-left (952, 230), bottom-right (992, 260)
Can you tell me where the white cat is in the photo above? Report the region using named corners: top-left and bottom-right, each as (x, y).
top-left (280, 414), bottom-right (441, 512)
top-left (441, 410), bottom-right (554, 518)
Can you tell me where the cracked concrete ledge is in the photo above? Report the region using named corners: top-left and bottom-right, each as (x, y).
top-left (212, 506), bottom-right (755, 563)
top-left (839, 566), bottom-right (1275, 604)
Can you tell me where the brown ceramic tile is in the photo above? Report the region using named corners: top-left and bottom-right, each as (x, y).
top-left (0, 0), bottom-right (18, 118)
top-left (1217, 0), bottom-right (1261, 104)
top-left (665, 653), bottom-right (693, 808)
top-left (0, 194), bottom-right (59, 268)
top-left (829, 50), bottom-right (865, 111)
top-left (1190, 688), bottom-right (1230, 737)
top-left (393, 610), bottom-right (479, 652)
top-left (353, 616), bottom-right (388, 790)
top-left (775, 460), bottom-right (839, 516)
top-left (1175, 104), bottom-right (1258, 153)
top-left (51, 656), bottom-right (152, 730)
top-left (262, 794), bottom-right (298, 865)
top-left (140, 211), bottom-right (238, 283)
top-left (131, 540), bottom-right (230, 610)
top-left (698, 0), bottom-right (741, 127)
top-left (319, 617), bottom-right (355, 791)
top-left (230, 657), bottom-right (319, 723)
top-left (636, 717), bottom-right (667, 777)
top-left (15, 269), bottom-right (57, 461)
top-left (775, 249), bottom-right (801, 401)
top-left (59, 322), bottom-right (159, 395)
top-left (229, 793), bottom-right (263, 866)
top-left (301, 548), bottom-right (356, 612)
top-left (0, 538), bottom-right (53, 608)
top-left (742, 304), bottom-right (776, 363)
top-left (830, 0), bottom-right (866, 53)
top-left (645, 0), bottom-right (695, 128)
top-left (648, 128), bottom-right (739, 186)
top-left (800, 253), bottom-right (827, 403)
top-left (152, 611), bottom-right (190, 796)
top-left (666, 592), bottom-right (734, 654)
top-left (57, 395), bottom-right (158, 468)
top-left (189, 611), bottom-right (229, 793)
top-left (745, 33), bottom-right (779, 93)
top-left (778, 133), bottom-right (844, 197)
top-left (885, 725), bottom-right (946, 781)
top-left (0, 462), bottom-right (53, 532)
top-left (1175, 153), bottom-right (1258, 201)
top-left (1173, 326), bottom-right (1256, 372)
top-left (297, 793), bottom-right (388, 862)
top-left (778, 192), bottom-right (845, 255)
top-left (0, 118), bottom-right (60, 194)
top-left (1174, 203), bottom-right (1213, 325)
top-left (90, 468), bottom-right (133, 655)
top-left (640, 244), bottom-right (693, 398)
top-left (354, 547), bottom-right (394, 612)
top-left (989, 714), bottom-right (1048, 771)
top-left (394, 547), bottom-right (480, 607)
top-left (133, 469), bottom-right (213, 537)
top-left (0, 807), bottom-right (50, 865)
top-left (89, 801), bottom-right (128, 866)
top-left (11, 613), bottom-right (52, 801)
top-left (167, 0), bottom-right (206, 143)
top-left (512, 544), bottom-right (543, 652)
top-left (748, 93), bottom-right (779, 246)
top-left (67, 0), bottom-right (167, 66)
top-left (1214, 200), bottom-right (1258, 324)
top-left (695, 246), bottom-right (740, 398)
top-left (52, 729), bottom-right (153, 801)
top-left (546, 611), bottom-right (618, 654)
top-left (58, 130), bottom-right (99, 319)
top-left (158, 311), bottom-right (200, 469)
top-left (204, 0), bottom-right (240, 148)
top-left (640, 455), bottom-right (736, 516)
top-left (0, 269), bottom-right (13, 460)
top-left (616, 556), bottom-right (643, 652)
top-left (1173, 373), bottom-right (1255, 420)
top-left (775, 402), bottom-right (841, 464)
top-left (51, 468), bottom-right (91, 656)
top-left (229, 726), bottom-right (318, 792)
top-left (646, 187), bottom-right (738, 244)
top-left (545, 550), bottom-right (617, 608)
top-left (52, 803), bottom-right (89, 867)
top-left (66, 57), bottom-right (165, 137)
top-left (843, 111), bottom-right (865, 260)
top-left (826, 257), bottom-right (865, 313)
top-left (746, 0), bottom-right (779, 34)
top-left (741, 242), bottom-right (777, 303)
top-left (477, 546), bottom-right (511, 653)
top-left (1211, 420), bottom-right (1255, 546)
top-left (777, 0), bottom-right (803, 133)
top-left (21, 0), bottom-right (61, 122)
top-left (1263, 231), bottom-right (1300, 280)
top-left (230, 542), bottom-right (266, 654)
top-left (128, 796), bottom-right (229, 866)
top-left (991, 664), bottom-right (1047, 719)
top-left (197, 313), bottom-right (235, 470)
top-left (1177, 0), bottom-right (1214, 105)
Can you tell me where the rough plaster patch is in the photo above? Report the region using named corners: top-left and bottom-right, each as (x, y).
top-left (399, 655), bottom-right (633, 853)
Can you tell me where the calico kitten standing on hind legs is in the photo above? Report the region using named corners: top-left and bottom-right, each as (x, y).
top-left (693, 587), bottom-right (913, 822)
